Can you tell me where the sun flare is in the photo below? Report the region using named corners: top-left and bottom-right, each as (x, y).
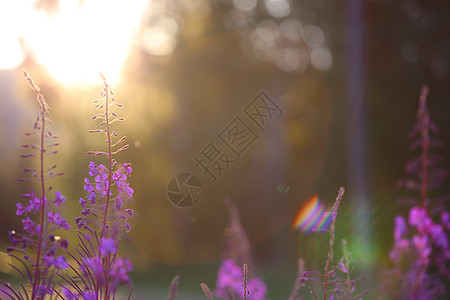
top-left (1, 0), bottom-right (150, 85)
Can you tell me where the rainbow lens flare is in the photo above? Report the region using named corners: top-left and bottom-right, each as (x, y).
top-left (293, 194), bottom-right (332, 233)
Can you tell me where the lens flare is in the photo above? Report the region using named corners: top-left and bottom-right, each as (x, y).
top-left (293, 194), bottom-right (331, 233)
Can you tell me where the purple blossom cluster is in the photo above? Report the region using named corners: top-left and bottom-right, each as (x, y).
top-left (215, 259), bottom-right (268, 300)
top-left (389, 207), bottom-right (450, 295)
top-left (9, 190), bottom-right (70, 256)
top-left (76, 161), bottom-right (133, 234)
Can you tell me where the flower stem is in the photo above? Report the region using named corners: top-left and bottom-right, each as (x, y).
top-left (33, 99), bottom-right (46, 299)
top-left (99, 74), bottom-right (113, 299)
top-left (323, 187), bottom-right (344, 300)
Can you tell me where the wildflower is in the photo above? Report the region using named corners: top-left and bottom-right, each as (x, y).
top-left (100, 237), bottom-right (117, 256)
top-left (16, 203), bottom-right (26, 216)
top-left (48, 211), bottom-right (71, 230)
top-left (408, 206), bottom-right (432, 232)
top-left (122, 222), bottom-right (131, 232)
top-left (28, 196), bottom-right (46, 213)
top-left (79, 197), bottom-right (87, 209)
top-left (84, 178), bottom-right (94, 192)
top-left (215, 259), bottom-right (242, 297)
top-left (81, 208), bottom-right (91, 216)
top-left (22, 216), bottom-right (40, 236)
top-left (429, 223), bottom-right (449, 249)
top-left (88, 161), bottom-right (98, 176)
top-left (412, 234), bottom-right (431, 266)
top-left (82, 291), bottom-right (97, 300)
top-left (394, 215), bottom-right (408, 240)
top-left (60, 75), bottom-right (134, 299)
top-left (81, 257), bottom-right (104, 284)
top-left (54, 191), bottom-right (66, 206)
top-left (215, 259), bottom-right (267, 300)
top-left (54, 256), bottom-right (69, 270)
top-left (110, 258), bottom-right (133, 284)
top-left (441, 212), bottom-right (450, 230)
top-left (247, 278), bottom-right (268, 300)
top-left (339, 258), bottom-right (348, 273)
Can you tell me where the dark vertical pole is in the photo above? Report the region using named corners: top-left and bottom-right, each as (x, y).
top-left (345, 0), bottom-right (372, 277)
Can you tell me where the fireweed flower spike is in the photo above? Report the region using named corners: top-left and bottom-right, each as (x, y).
top-left (59, 74), bottom-right (134, 299)
top-left (0, 70), bottom-right (69, 299)
top-left (293, 188), bottom-right (369, 299)
top-left (384, 86), bottom-right (450, 299)
top-left (215, 198), bottom-right (268, 300)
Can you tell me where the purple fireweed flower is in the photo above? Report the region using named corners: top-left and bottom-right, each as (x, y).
top-left (394, 215), bottom-right (408, 240)
top-left (48, 211), bottom-right (71, 230)
top-left (100, 238), bottom-right (117, 256)
top-left (54, 256), bottom-right (69, 270)
top-left (215, 259), bottom-right (242, 297)
top-left (122, 222), bottom-right (131, 232)
top-left (441, 212), bottom-right (450, 230)
top-left (409, 206), bottom-right (432, 232)
top-left (42, 255), bottom-right (68, 270)
top-left (430, 223), bottom-right (449, 249)
top-left (36, 284), bottom-right (53, 297)
top-left (88, 161), bottom-right (98, 176)
top-left (43, 255), bottom-right (54, 267)
top-left (412, 234), bottom-right (432, 266)
top-left (110, 258), bottom-right (133, 284)
top-left (79, 197), bottom-right (87, 209)
top-left (22, 216), bottom-right (40, 236)
top-left (339, 258), bottom-right (348, 273)
top-left (123, 163), bottom-right (132, 175)
top-left (60, 239), bottom-right (69, 250)
top-left (54, 191), bottom-right (66, 207)
top-left (246, 278), bottom-right (268, 300)
top-left (84, 178), bottom-right (94, 192)
top-left (22, 190), bottom-right (35, 199)
top-left (75, 217), bottom-right (86, 229)
top-left (82, 291), bottom-right (97, 300)
top-left (87, 191), bottom-right (96, 203)
top-left (16, 203), bottom-right (26, 216)
top-left (389, 238), bottom-right (410, 263)
top-left (81, 257), bottom-right (104, 285)
top-left (95, 171), bottom-right (109, 193)
top-left (215, 259), bottom-right (268, 300)
top-left (27, 196), bottom-right (46, 213)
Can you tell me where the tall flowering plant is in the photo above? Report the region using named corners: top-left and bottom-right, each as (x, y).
top-left (288, 188), bottom-right (368, 300)
top-left (385, 86), bottom-right (450, 299)
top-left (214, 198), bottom-right (268, 300)
top-left (59, 74), bottom-right (134, 299)
top-left (0, 70), bottom-right (70, 299)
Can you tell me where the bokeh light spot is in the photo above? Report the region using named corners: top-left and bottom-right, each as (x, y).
top-left (302, 25), bottom-right (325, 48)
top-left (310, 47), bottom-right (333, 71)
top-left (265, 0), bottom-right (292, 19)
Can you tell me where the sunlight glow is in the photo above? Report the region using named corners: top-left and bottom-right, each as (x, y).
top-left (0, 1), bottom-right (30, 69)
top-left (1, 0), bottom-right (150, 85)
